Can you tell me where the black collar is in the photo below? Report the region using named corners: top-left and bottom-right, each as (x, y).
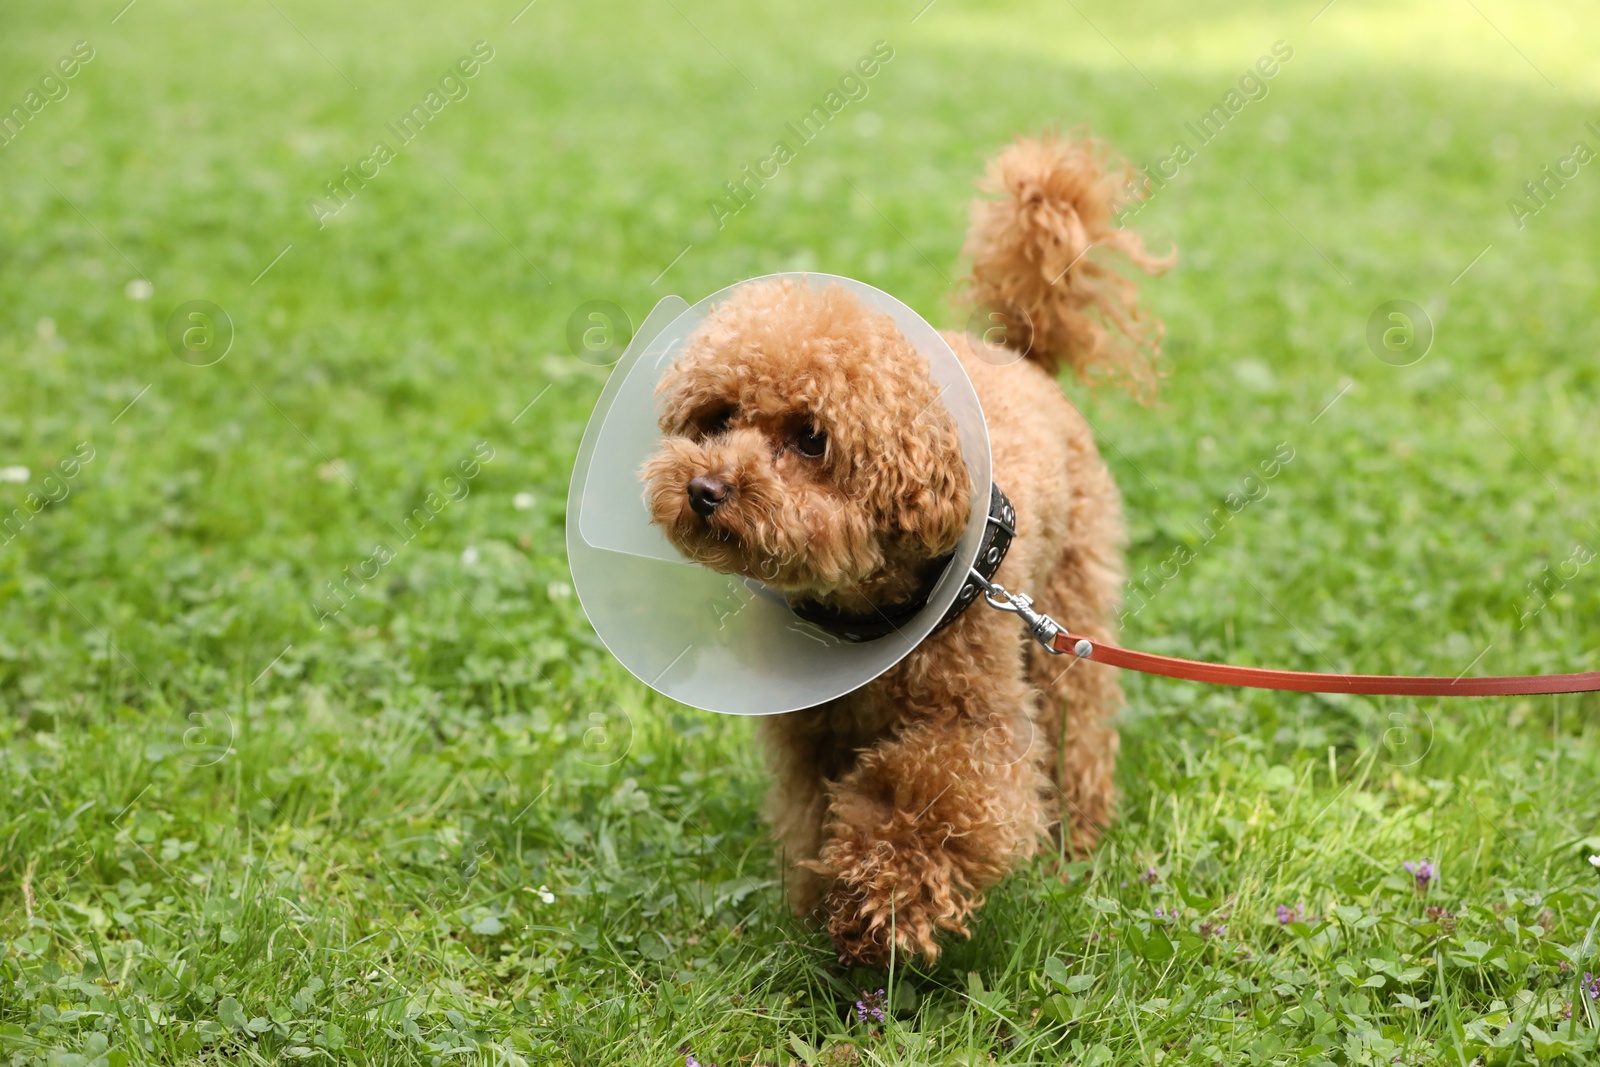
top-left (788, 483), bottom-right (1016, 643)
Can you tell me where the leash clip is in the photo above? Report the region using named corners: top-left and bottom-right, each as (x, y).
top-left (968, 568), bottom-right (1072, 656)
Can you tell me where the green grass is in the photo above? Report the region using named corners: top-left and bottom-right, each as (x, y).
top-left (3, 0), bottom-right (1600, 1063)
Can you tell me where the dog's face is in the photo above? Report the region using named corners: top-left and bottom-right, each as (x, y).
top-left (641, 280), bottom-right (971, 601)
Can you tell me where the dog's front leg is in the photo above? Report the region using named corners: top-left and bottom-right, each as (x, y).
top-left (810, 702), bottom-right (1051, 963)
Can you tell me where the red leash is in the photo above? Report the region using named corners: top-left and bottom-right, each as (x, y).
top-left (971, 570), bottom-right (1600, 697)
top-left (1051, 629), bottom-right (1600, 696)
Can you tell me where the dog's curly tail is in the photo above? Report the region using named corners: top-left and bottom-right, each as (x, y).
top-left (960, 130), bottom-right (1175, 400)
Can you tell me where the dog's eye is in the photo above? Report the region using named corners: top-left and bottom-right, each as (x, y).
top-left (794, 424), bottom-right (827, 458)
top-left (696, 406), bottom-right (734, 437)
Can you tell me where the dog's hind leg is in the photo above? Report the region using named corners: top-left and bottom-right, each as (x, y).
top-left (1031, 619), bottom-right (1121, 854)
top-left (1028, 443), bottom-right (1126, 854)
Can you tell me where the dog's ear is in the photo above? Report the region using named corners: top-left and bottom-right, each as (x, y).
top-left (836, 313), bottom-right (973, 560)
top-left (864, 412), bottom-right (971, 558)
top-left (907, 417), bottom-right (972, 556)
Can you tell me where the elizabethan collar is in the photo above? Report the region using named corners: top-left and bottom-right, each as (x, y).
top-left (566, 273), bottom-right (992, 715)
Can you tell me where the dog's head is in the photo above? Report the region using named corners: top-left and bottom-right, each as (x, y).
top-left (641, 280), bottom-right (971, 604)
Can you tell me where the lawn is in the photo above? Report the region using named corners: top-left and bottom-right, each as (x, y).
top-left (3, 0), bottom-right (1600, 1063)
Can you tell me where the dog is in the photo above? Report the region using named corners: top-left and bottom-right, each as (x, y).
top-left (642, 131), bottom-right (1173, 963)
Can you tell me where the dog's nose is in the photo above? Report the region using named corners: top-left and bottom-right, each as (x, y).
top-left (686, 474), bottom-right (730, 518)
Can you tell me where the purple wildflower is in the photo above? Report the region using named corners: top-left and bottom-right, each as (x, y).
top-left (1140, 867), bottom-right (1160, 885)
top-left (854, 988), bottom-right (886, 1023)
top-left (1276, 904), bottom-right (1305, 925)
top-left (1585, 972), bottom-right (1600, 1001)
top-left (1402, 859), bottom-right (1435, 892)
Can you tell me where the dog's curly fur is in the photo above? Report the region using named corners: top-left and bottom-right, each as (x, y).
top-left (641, 131), bottom-right (1173, 963)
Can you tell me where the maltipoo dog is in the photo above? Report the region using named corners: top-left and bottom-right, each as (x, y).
top-left (642, 132), bottom-right (1173, 963)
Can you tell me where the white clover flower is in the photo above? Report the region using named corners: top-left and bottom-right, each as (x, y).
top-left (461, 545), bottom-right (480, 566)
top-left (513, 491), bottom-right (535, 510)
top-left (0, 466), bottom-right (28, 484)
top-left (125, 278), bottom-right (153, 300)
top-left (1589, 854), bottom-right (1600, 870)
top-left (523, 885), bottom-right (555, 904)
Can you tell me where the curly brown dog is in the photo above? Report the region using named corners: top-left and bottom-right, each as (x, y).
top-left (642, 131), bottom-right (1173, 963)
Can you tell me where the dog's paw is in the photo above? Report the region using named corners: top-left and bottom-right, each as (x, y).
top-left (812, 837), bottom-right (976, 964)
top-left (822, 884), bottom-right (940, 965)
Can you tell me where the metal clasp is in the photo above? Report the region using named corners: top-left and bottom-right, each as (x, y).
top-left (968, 568), bottom-right (1067, 655)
